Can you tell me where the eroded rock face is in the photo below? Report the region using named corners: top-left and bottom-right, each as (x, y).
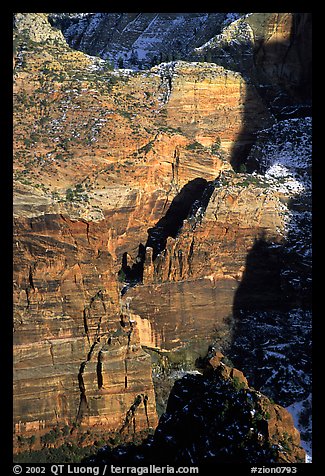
top-left (124, 172), bottom-right (289, 354)
top-left (157, 62), bottom-right (274, 161)
top-left (48, 13), bottom-right (243, 69)
top-left (13, 12), bottom-right (310, 456)
top-left (13, 213), bottom-right (158, 446)
top-left (192, 13), bottom-right (312, 118)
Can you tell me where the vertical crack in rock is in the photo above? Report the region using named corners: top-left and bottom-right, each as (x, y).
top-left (25, 263), bottom-right (36, 309)
top-left (124, 328), bottom-right (130, 390)
top-left (25, 288), bottom-right (31, 309)
top-left (124, 324), bottom-right (134, 390)
top-left (76, 361), bottom-right (89, 425)
top-left (167, 253), bottom-right (173, 280)
top-left (84, 221), bottom-right (91, 246)
top-left (87, 338), bottom-right (99, 361)
top-left (83, 307), bottom-right (91, 345)
top-left (96, 353), bottom-right (103, 390)
top-left (178, 249), bottom-right (183, 278)
top-left (28, 264), bottom-right (35, 291)
top-left (187, 237), bottom-right (195, 276)
top-left (83, 290), bottom-right (107, 345)
top-left (77, 289), bottom-right (109, 423)
top-left (143, 394), bottom-right (150, 427)
top-left (171, 146), bottom-right (180, 189)
top-left (76, 337), bottom-right (102, 425)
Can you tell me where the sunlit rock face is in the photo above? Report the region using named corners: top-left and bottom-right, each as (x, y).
top-left (192, 13), bottom-right (312, 117)
top-left (13, 213), bottom-right (158, 442)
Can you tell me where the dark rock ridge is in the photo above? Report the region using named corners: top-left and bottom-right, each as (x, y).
top-left (85, 352), bottom-right (305, 464)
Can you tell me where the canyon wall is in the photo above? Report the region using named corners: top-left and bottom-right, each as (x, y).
top-left (13, 213), bottom-right (158, 439)
top-left (48, 13), bottom-right (243, 69)
top-left (124, 173), bottom-right (289, 356)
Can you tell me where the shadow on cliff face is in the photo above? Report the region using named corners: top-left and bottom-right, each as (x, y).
top-left (226, 12), bottom-right (312, 170)
top-left (220, 13), bottom-right (313, 403)
top-left (226, 212), bottom-right (312, 406)
top-left (146, 178), bottom-right (211, 259)
top-left (232, 231), bottom-right (311, 313)
top-left (251, 13), bottom-right (312, 111)
top-left (119, 178), bottom-right (214, 285)
top-left (217, 30), bottom-right (313, 432)
top-left (83, 359), bottom-right (306, 465)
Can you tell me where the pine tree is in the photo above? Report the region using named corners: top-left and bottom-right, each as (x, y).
top-left (151, 55), bottom-right (158, 67)
top-left (118, 57), bottom-right (124, 69)
top-left (205, 51), bottom-right (212, 63)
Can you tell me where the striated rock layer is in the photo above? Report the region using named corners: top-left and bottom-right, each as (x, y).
top-left (13, 213), bottom-right (158, 444)
top-left (86, 352), bottom-right (306, 464)
top-left (193, 13), bottom-right (312, 118)
top-left (124, 172), bottom-right (290, 354)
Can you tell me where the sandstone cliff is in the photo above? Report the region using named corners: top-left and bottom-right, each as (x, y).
top-left (193, 13), bottom-right (312, 118)
top-left (13, 12), bottom-right (311, 461)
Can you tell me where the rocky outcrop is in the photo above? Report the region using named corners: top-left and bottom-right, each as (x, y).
top-left (14, 13), bottom-right (67, 45)
top-left (86, 352), bottom-right (306, 464)
top-left (123, 171), bottom-right (292, 354)
top-left (157, 62), bottom-right (274, 163)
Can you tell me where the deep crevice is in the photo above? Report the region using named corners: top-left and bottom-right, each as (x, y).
top-left (143, 394), bottom-right (150, 427)
top-left (119, 394), bottom-right (143, 434)
top-left (146, 178), bottom-right (209, 259)
top-left (28, 265), bottom-right (35, 290)
top-left (97, 358), bottom-right (103, 389)
top-left (119, 178), bottom-right (215, 287)
top-left (76, 361), bottom-right (89, 424)
top-left (83, 308), bottom-right (90, 344)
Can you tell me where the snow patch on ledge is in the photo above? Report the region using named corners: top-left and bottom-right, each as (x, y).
top-left (247, 117), bottom-right (312, 241)
top-left (286, 394), bottom-right (312, 463)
